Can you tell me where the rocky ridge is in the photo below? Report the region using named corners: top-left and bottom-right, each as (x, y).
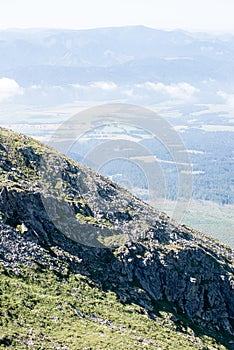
top-left (0, 127), bottom-right (234, 348)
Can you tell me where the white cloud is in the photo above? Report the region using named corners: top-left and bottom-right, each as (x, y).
top-left (89, 81), bottom-right (117, 91)
top-left (71, 83), bottom-right (84, 89)
top-left (137, 82), bottom-right (199, 99)
top-left (31, 84), bottom-right (43, 90)
top-left (72, 81), bottom-right (117, 91)
top-left (217, 90), bottom-right (234, 108)
top-left (0, 78), bottom-right (24, 102)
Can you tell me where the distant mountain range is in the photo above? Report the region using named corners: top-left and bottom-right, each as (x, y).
top-left (0, 26), bottom-right (234, 87)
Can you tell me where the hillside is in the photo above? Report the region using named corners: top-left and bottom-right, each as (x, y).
top-left (0, 127), bottom-right (233, 349)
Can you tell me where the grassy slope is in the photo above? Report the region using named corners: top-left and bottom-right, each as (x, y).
top-left (0, 265), bottom-right (227, 350)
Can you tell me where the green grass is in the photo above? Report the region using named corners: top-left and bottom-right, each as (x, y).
top-left (0, 264), bottom-right (228, 350)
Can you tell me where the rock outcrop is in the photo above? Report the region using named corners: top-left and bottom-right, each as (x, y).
top-left (0, 127), bottom-right (233, 343)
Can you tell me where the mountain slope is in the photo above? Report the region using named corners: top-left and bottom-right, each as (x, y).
top-left (0, 127), bottom-right (233, 349)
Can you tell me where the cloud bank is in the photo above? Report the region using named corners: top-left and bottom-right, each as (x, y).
top-left (136, 82), bottom-right (199, 100)
top-left (0, 78), bottom-right (24, 102)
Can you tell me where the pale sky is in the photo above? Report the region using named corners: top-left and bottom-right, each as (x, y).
top-left (0, 0), bottom-right (234, 33)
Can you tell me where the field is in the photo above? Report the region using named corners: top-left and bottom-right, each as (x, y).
top-left (158, 199), bottom-right (234, 248)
